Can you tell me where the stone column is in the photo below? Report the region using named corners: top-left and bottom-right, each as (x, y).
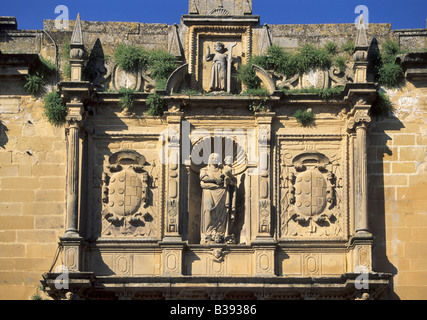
top-left (60, 98), bottom-right (85, 272)
top-left (353, 108), bottom-right (371, 236)
top-left (63, 100), bottom-right (83, 238)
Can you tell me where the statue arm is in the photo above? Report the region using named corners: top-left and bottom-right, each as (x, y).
top-left (205, 46), bottom-right (213, 61)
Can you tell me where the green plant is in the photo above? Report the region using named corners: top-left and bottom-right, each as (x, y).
top-left (295, 44), bottom-right (332, 75)
top-left (341, 41), bottom-right (355, 55)
top-left (24, 56), bottom-right (57, 96)
top-left (370, 91), bottom-right (394, 119)
top-left (381, 39), bottom-right (401, 61)
top-left (324, 42), bottom-right (338, 56)
top-left (243, 88), bottom-right (270, 97)
top-left (118, 87), bottom-right (136, 111)
top-left (114, 44), bottom-right (148, 72)
top-left (334, 55), bottom-right (347, 73)
top-left (266, 45), bottom-right (298, 77)
top-left (146, 92), bottom-right (166, 116)
top-left (236, 58), bottom-right (261, 89)
top-left (181, 88), bottom-right (203, 95)
top-left (24, 73), bottom-right (45, 96)
top-left (281, 86), bottom-right (345, 100)
top-left (248, 98), bottom-right (268, 112)
top-left (146, 49), bottom-right (177, 85)
top-left (370, 39), bottom-right (406, 88)
top-left (293, 108), bottom-right (315, 126)
top-left (378, 63), bottom-right (404, 88)
top-left (114, 45), bottom-right (177, 89)
top-left (61, 39), bottom-right (72, 80)
top-left (43, 91), bottom-right (67, 125)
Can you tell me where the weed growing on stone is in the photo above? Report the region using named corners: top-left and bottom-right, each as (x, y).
top-left (293, 108), bottom-right (315, 126)
top-left (118, 87), bottom-right (136, 111)
top-left (146, 92), bottom-right (166, 116)
top-left (114, 45), bottom-right (177, 89)
top-left (43, 91), bottom-right (67, 125)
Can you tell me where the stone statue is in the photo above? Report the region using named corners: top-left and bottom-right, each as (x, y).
top-left (205, 42), bottom-right (232, 92)
top-left (200, 153), bottom-right (237, 244)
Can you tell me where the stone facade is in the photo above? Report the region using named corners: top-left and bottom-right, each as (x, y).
top-left (0, 1), bottom-right (427, 300)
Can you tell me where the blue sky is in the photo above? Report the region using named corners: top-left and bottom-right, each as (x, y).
top-left (1, 0), bottom-right (426, 30)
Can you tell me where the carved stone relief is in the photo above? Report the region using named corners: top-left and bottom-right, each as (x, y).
top-left (100, 150), bottom-right (156, 237)
top-left (187, 25), bottom-right (252, 92)
top-left (279, 138), bottom-right (346, 239)
top-left (276, 67), bottom-right (354, 90)
top-left (188, 135), bottom-right (247, 244)
top-left (112, 65), bottom-right (156, 92)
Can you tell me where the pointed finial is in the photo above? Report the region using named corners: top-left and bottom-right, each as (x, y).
top-left (70, 13), bottom-right (83, 46)
top-left (355, 14), bottom-right (369, 49)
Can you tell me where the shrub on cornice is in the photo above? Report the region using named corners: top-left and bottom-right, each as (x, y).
top-left (24, 56), bottom-right (57, 96)
top-left (147, 49), bottom-right (178, 87)
top-left (146, 92), bottom-right (166, 117)
top-left (114, 45), bottom-right (177, 89)
top-left (281, 86), bottom-right (345, 100)
top-left (378, 63), bottom-right (404, 89)
top-left (43, 91), bottom-right (67, 125)
top-left (118, 87), bottom-right (136, 111)
top-left (293, 108), bottom-right (315, 126)
top-left (237, 43), bottom-right (340, 91)
top-left (24, 73), bottom-right (46, 96)
top-left (370, 39), bottom-right (406, 89)
top-left (114, 44), bottom-right (148, 72)
top-left (295, 44), bottom-right (332, 75)
top-left (236, 60), bottom-right (261, 89)
top-left (370, 91), bottom-right (394, 119)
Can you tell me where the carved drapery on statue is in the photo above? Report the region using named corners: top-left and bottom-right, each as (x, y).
top-left (200, 153), bottom-right (237, 244)
top-left (205, 42), bottom-right (237, 93)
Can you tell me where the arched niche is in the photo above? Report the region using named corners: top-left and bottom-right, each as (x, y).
top-left (187, 135), bottom-right (248, 244)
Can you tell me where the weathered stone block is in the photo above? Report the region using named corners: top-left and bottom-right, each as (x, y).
top-left (392, 162), bottom-right (416, 174)
top-left (0, 216), bottom-right (34, 230)
top-left (0, 244), bottom-right (25, 258)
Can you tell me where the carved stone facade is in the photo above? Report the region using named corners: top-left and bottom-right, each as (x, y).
top-left (2, 1), bottom-right (427, 300)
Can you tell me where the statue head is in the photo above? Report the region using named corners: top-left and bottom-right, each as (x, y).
top-left (224, 155), bottom-right (233, 166)
top-left (214, 42), bottom-right (226, 53)
top-left (208, 153), bottom-right (221, 166)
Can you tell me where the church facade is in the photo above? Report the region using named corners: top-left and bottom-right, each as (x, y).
top-left (1, 1), bottom-right (427, 300)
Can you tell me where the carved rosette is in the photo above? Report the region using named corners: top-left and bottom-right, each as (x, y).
top-left (101, 150), bottom-right (155, 237)
top-left (280, 150), bottom-right (344, 238)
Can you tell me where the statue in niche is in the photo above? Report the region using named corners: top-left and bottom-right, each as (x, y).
top-left (200, 153), bottom-right (237, 244)
top-left (205, 42), bottom-right (236, 92)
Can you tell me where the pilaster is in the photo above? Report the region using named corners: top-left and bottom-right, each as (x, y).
top-left (254, 112), bottom-right (275, 241)
top-left (163, 111), bottom-right (184, 241)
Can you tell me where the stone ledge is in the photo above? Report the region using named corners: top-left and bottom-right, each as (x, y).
top-left (41, 272), bottom-right (393, 300)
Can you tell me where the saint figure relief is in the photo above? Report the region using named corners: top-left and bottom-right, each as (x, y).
top-left (205, 42), bottom-right (228, 92)
top-left (200, 153), bottom-right (237, 244)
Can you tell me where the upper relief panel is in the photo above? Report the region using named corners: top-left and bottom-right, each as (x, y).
top-left (188, 0), bottom-right (252, 16)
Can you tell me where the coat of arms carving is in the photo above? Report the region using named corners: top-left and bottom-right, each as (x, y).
top-left (281, 151), bottom-right (343, 238)
top-left (100, 150), bottom-right (155, 237)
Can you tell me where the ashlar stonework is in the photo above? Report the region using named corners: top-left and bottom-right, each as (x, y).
top-left (1, 0), bottom-right (427, 300)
